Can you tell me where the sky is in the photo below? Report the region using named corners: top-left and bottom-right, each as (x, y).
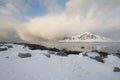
top-left (0, 0), bottom-right (120, 42)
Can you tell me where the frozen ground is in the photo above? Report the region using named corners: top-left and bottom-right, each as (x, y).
top-left (0, 43), bottom-right (120, 80)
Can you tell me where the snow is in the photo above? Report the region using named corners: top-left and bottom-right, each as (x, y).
top-left (86, 52), bottom-right (100, 57)
top-left (59, 32), bottom-right (111, 42)
top-left (104, 55), bottom-right (120, 67)
top-left (0, 43), bottom-right (120, 80)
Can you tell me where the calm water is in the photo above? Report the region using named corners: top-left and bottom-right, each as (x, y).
top-left (39, 41), bottom-right (120, 53)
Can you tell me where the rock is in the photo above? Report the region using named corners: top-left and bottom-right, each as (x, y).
top-left (56, 52), bottom-right (67, 56)
top-left (44, 54), bottom-right (51, 58)
top-left (115, 53), bottom-right (120, 58)
top-left (116, 53), bottom-right (120, 55)
top-left (98, 52), bottom-right (109, 58)
top-left (28, 44), bottom-right (48, 50)
top-left (6, 45), bottom-right (13, 48)
top-left (48, 47), bottom-right (60, 52)
top-left (91, 56), bottom-right (104, 63)
top-left (91, 50), bottom-right (99, 53)
top-left (15, 43), bottom-right (48, 50)
top-left (61, 49), bottom-right (67, 52)
top-left (117, 50), bottom-right (120, 53)
top-left (66, 50), bottom-right (81, 55)
top-left (0, 44), bottom-right (3, 47)
top-left (0, 47), bottom-right (7, 51)
top-left (5, 56), bottom-right (9, 58)
top-left (81, 46), bottom-right (85, 49)
top-left (113, 67), bottom-right (120, 72)
top-left (82, 52), bottom-right (88, 57)
top-left (113, 53), bottom-right (120, 58)
top-left (18, 53), bottom-right (32, 58)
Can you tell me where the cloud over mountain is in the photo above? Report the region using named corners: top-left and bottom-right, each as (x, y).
top-left (0, 0), bottom-right (120, 42)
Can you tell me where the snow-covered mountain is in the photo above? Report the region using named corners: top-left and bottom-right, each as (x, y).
top-left (59, 32), bottom-right (111, 42)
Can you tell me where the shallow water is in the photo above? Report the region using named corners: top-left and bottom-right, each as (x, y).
top-left (40, 41), bottom-right (120, 53)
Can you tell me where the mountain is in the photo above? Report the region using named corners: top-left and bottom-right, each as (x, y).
top-left (59, 32), bottom-right (111, 42)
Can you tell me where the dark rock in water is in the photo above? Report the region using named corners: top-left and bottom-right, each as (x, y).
top-left (13, 43), bottom-right (60, 52)
top-left (114, 53), bottom-right (120, 58)
top-left (116, 53), bottom-right (120, 55)
top-left (61, 49), bottom-right (67, 52)
top-left (0, 47), bottom-right (7, 51)
top-left (56, 52), bottom-right (67, 56)
top-left (27, 44), bottom-right (48, 50)
top-left (81, 46), bottom-right (85, 49)
top-left (14, 43), bottom-right (48, 50)
top-left (98, 52), bottom-right (109, 58)
top-left (82, 52), bottom-right (88, 57)
top-left (91, 56), bottom-right (104, 63)
top-left (114, 67), bottom-right (120, 72)
top-left (48, 47), bottom-right (60, 52)
top-left (91, 50), bottom-right (99, 53)
top-left (18, 53), bottom-right (32, 58)
top-left (13, 42), bottom-right (81, 55)
top-left (65, 50), bottom-right (81, 55)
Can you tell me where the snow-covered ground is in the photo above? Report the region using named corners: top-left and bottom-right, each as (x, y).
top-left (0, 43), bottom-right (120, 80)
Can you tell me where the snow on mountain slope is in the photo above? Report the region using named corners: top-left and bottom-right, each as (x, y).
top-left (0, 43), bottom-right (120, 80)
top-left (59, 32), bottom-right (111, 42)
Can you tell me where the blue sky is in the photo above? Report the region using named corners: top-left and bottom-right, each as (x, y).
top-left (0, 0), bottom-right (67, 20)
top-left (6, 0), bottom-right (67, 22)
top-left (0, 0), bottom-right (120, 42)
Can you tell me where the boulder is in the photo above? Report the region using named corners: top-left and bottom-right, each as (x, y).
top-left (0, 47), bottom-right (7, 51)
top-left (6, 45), bottom-right (13, 48)
top-left (91, 56), bottom-right (104, 63)
top-left (98, 52), bottom-right (109, 58)
top-left (56, 52), bottom-right (67, 56)
top-left (115, 53), bottom-right (120, 58)
top-left (91, 50), bottom-right (99, 53)
top-left (82, 52), bottom-right (88, 57)
top-left (18, 53), bottom-right (32, 58)
top-left (81, 46), bottom-right (85, 49)
top-left (66, 50), bottom-right (81, 55)
top-left (48, 47), bottom-right (60, 52)
top-left (44, 54), bottom-right (51, 58)
top-left (5, 56), bottom-right (9, 58)
top-left (113, 67), bottom-right (120, 72)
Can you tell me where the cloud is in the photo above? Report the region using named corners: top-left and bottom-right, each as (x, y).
top-left (0, 19), bottom-right (22, 41)
top-left (0, 0), bottom-right (120, 42)
top-left (19, 0), bottom-right (120, 41)
top-left (66, 0), bottom-right (120, 18)
top-left (38, 0), bottom-right (62, 14)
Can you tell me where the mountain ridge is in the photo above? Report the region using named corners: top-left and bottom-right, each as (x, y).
top-left (59, 32), bottom-right (111, 42)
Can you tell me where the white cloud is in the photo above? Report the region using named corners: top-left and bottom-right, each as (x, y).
top-left (18, 14), bottom-right (120, 41)
top-left (0, 0), bottom-right (120, 42)
top-left (38, 0), bottom-right (62, 14)
top-left (66, 0), bottom-right (120, 18)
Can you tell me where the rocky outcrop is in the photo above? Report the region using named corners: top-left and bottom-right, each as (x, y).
top-left (18, 53), bottom-right (32, 58)
top-left (113, 67), bottom-right (120, 72)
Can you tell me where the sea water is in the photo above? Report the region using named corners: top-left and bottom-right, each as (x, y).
top-left (40, 41), bottom-right (120, 53)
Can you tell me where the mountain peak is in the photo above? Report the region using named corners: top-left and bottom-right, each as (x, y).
top-left (59, 32), bottom-right (111, 42)
top-left (79, 32), bottom-right (93, 37)
top-left (83, 32), bottom-right (92, 34)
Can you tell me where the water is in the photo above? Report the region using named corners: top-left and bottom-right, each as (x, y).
top-left (40, 41), bottom-right (120, 53)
